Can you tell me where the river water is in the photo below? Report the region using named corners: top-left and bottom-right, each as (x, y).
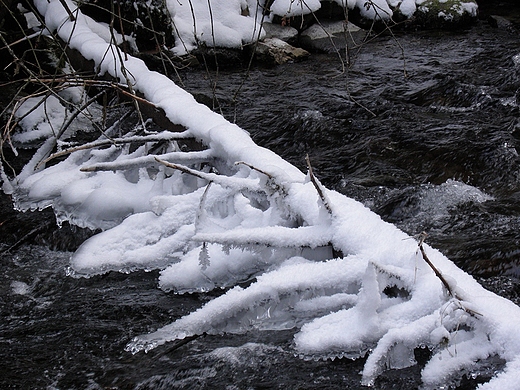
top-left (2, 10), bottom-right (520, 390)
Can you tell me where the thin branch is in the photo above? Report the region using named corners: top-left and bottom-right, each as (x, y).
top-left (367, 0), bottom-right (407, 78)
top-left (195, 182), bottom-right (212, 231)
top-left (0, 33), bottom-right (77, 111)
top-left (418, 235), bottom-right (454, 297)
top-left (232, 7), bottom-right (268, 121)
top-left (116, 2), bottom-right (128, 61)
top-left (416, 232), bottom-right (482, 317)
top-left (155, 157), bottom-right (261, 192)
top-left (81, 150), bottom-right (213, 172)
top-left (235, 161), bottom-right (274, 179)
top-left (0, 31), bottom-right (43, 52)
top-left (305, 154), bottom-right (332, 215)
top-left (42, 130), bottom-right (194, 166)
top-left (58, 0), bottom-right (76, 21)
top-left (55, 90), bottom-right (107, 140)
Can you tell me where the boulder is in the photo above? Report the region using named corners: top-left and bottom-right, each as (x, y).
top-left (254, 38), bottom-right (310, 65)
top-left (262, 22), bottom-right (299, 45)
top-left (486, 15), bottom-right (515, 29)
top-left (405, 0), bottom-right (479, 30)
top-left (299, 20), bottom-right (366, 53)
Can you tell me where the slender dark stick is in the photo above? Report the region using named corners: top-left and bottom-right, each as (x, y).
top-left (305, 154), bottom-right (332, 215)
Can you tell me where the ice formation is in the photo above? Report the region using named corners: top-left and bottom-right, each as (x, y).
top-left (1, 1), bottom-right (517, 389)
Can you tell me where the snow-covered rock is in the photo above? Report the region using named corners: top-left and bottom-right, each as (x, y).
top-left (405, 0), bottom-right (479, 29)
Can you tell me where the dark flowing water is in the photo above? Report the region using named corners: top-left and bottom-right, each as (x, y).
top-left (185, 17), bottom-right (520, 278)
top-left (2, 12), bottom-right (520, 390)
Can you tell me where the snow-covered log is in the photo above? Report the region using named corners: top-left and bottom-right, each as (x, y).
top-left (1, 1), bottom-right (518, 389)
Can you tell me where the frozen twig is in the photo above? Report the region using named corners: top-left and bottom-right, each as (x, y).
top-left (154, 157), bottom-right (261, 192)
top-left (195, 182), bottom-right (212, 231)
top-left (417, 233), bottom-right (483, 318)
top-left (43, 131), bottom-right (193, 166)
top-left (54, 90), bottom-right (107, 141)
top-left (81, 150), bottom-right (214, 172)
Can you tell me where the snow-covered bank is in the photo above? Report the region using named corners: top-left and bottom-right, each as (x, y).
top-left (2, 0), bottom-right (520, 389)
top-left (74, 0), bottom-right (479, 56)
top-left (164, 0), bottom-right (479, 53)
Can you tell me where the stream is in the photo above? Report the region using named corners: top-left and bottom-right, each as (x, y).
top-left (2, 8), bottom-right (520, 390)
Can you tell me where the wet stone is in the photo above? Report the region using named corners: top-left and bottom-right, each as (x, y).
top-left (299, 20), bottom-right (366, 53)
top-left (255, 38), bottom-right (310, 65)
top-left (262, 22), bottom-right (299, 45)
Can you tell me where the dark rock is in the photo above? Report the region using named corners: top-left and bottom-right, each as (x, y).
top-left (397, 0), bottom-right (479, 30)
top-left (271, 13), bottom-right (315, 33)
top-left (487, 15), bottom-right (514, 29)
top-left (191, 46), bottom-right (248, 69)
top-left (314, 0), bottom-right (349, 21)
top-left (79, 0), bottom-right (174, 52)
top-left (316, 0), bottom-right (479, 31)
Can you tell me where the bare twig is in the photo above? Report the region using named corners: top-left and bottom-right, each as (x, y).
top-left (231, 5), bottom-right (268, 122)
top-left (235, 161), bottom-right (274, 179)
top-left (417, 232), bottom-right (482, 317)
top-left (305, 154), bottom-right (332, 215)
top-left (58, 0), bottom-right (76, 21)
top-left (116, 2), bottom-right (128, 61)
top-left (154, 157), bottom-right (261, 192)
top-left (108, 4), bottom-right (147, 131)
top-left (367, 0), bottom-right (407, 78)
top-left (55, 90), bottom-right (107, 140)
top-left (417, 232), bottom-right (454, 297)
